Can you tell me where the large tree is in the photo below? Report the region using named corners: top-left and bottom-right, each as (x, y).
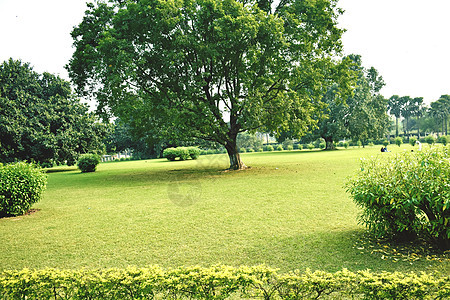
top-left (312, 55), bottom-right (388, 149)
top-left (67, 0), bottom-right (352, 170)
top-left (0, 59), bottom-right (107, 166)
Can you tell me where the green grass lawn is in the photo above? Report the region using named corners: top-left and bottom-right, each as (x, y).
top-left (1, 145), bottom-right (448, 274)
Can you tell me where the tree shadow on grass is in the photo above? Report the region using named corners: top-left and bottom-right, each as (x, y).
top-left (241, 229), bottom-right (445, 273)
top-left (45, 167), bottom-right (78, 173)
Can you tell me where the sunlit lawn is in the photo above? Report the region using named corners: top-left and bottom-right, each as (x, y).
top-left (0, 144), bottom-right (448, 274)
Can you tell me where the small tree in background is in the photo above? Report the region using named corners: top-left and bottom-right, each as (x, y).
top-left (394, 136), bottom-right (402, 147)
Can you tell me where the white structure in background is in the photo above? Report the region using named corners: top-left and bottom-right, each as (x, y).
top-left (102, 151), bottom-right (132, 162)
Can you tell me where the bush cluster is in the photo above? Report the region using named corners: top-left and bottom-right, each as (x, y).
top-left (0, 162), bottom-right (47, 217)
top-left (77, 154), bottom-right (101, 173)
top-left (163, 147), bottom-right (200, 161)
top-left (346, 147), bottom-right (450, 250)
top-left (0, 266), bottom-right (448, 299)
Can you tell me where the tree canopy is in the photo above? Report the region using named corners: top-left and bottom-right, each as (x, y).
top-left (311, 55), bottom-right (388, 149)
top-left (67, 0), bottom-right (353, 169)
top-left (0, 59), bottom-right (108, 166)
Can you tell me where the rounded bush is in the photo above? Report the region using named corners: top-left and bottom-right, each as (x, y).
top-left (439, 135), bottom-right (448, 146)
top-left (394, 136), bottom-right (403, 147)
top-left (276, 145), bottom-right (283, 151)
top-left (307, 143), bottom-right (314, 150)
top-left (346, 147), bottom-right (450, 250)
top-left (77, 154), bottom-right (101, 173)
top-left (163, 148), bottom-right (178, 161)
top-left (187, 147), bottom-right (200, 159)
top-left (266, 145), bottom-right (274, 152)
top-left (0, 162), bottom-right (47, 217)
top-left (382, 140), bottom-right (389, 147)
top-left (425, 135), bottom-right (435, 145)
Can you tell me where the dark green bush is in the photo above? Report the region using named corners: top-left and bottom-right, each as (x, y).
top-left (0, 162), bottom-right (47, 217)
top-left (0, 266), bottom-right (448, 300)
top-left (265, 145), bottom-right (274, 152)
top-left (409, 137), bottom-right (417, 147)
top-left (77, 154), bottom-right (101, 173)
top-left (346, 147), bottom-right (450, 250)
top-left (276, 145), bottom-right (283, 151)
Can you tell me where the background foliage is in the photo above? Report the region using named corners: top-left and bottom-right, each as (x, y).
top-left (0, 59), bottom-right (108, 167)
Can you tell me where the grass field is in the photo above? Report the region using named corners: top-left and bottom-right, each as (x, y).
top-left (1, 145), bottom-right (448, 273)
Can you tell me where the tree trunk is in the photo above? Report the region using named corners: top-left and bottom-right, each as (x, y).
top-left (417, 117), bottom-right (421, 139)
top-left (324, 136), bottom-right (336, 150)
top-left (225, 141), bottom-right (247, 170)
top-left (395, 117), bottom-right (399, 137)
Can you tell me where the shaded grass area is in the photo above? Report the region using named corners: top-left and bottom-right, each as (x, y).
top-left (1, 146), bottom-right (448, 273)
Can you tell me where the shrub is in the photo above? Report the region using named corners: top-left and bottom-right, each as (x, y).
top-left (187, 147), bottom-right (200, 159)
top-left (265, 145), bottom-right (274, 152)
top-left (319, 142), bottom-right (326, 149)
top-left (307, 143), bottom-right (314, 150)
top-left (0, 266), bottom-right (448, 299)
top-left (276, 145), bottom-right (283, 151)
top-left (0, 162), bottom-right (47, 217)
top-left (287, 145), bottom-right (294, 151)
top-left (163, 147), bottom-right (200, 161)
top-left (77, 154), bottom-right (101, 173)
top-left (383, 140), bottom-right (389, 147)
top-left (240, 148), bottom-right (247, 153)
top-left (394, 136), bottom-right (403, 147)
top-left (409, 137), bottom-right (417, 146)
top-left (439, 135), bottom-right (448, 146)
top-left (257, 148), bottom-right (263, 152)
top-left (297, 144), bottom-right (303, 150)
top-left (282, 139), bottom-right (293, 150)
top-left (346, 147), bottom-right (450, 250)
top-left (357, 140), bottom-right (362, 147)
top-left (343, 142), bottom-right (349, 149)
top-left (425, 135), bottom-right (435, 145)
top-left (247, 148), bottom-right (255, 152)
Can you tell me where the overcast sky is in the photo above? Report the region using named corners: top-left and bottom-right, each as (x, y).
top-left (1, 0), bottom-right (449, 106)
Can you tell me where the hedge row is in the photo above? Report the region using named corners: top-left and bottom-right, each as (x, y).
top-left (163, 147), bottom-right (200, 161)
top-left (1, 266), bottom-right (449, 299)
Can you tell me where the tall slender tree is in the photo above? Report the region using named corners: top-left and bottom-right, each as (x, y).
top-left (388, 95), bottom-right (405, 137)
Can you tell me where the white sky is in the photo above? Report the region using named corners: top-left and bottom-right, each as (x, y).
top-left (1, 0), bottom-right (449, 107)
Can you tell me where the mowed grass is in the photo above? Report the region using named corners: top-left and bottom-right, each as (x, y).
top-left (1, 145), bottom-right (448, 273)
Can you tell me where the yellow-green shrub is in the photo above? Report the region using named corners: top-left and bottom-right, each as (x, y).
top-left (0, 266), bottom-right (448, 299)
